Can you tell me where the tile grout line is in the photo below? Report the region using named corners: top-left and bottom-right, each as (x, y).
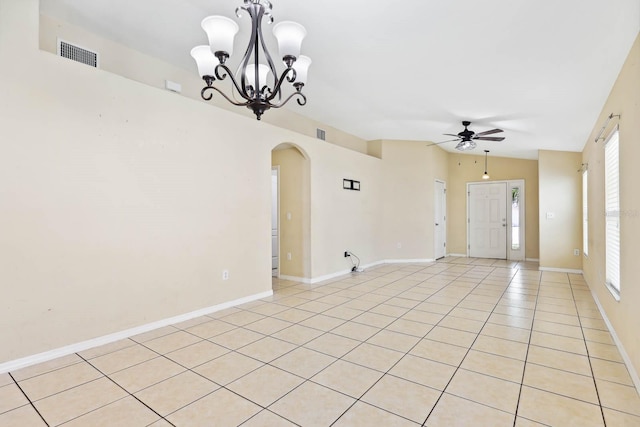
top-left (9, 260), bottom-right (622, 426)
top-left (25, 281), bottom-right (590, 391)
top-left (418, 267), bottom-right (510, 425)
top-left (421, 263), bottom-right (527, 426)
top-left (4, 260), bottom-right (538, 425)
top-left (76, 353), bottom-right (178, 427)
top-left (15, 260), bottom-right (502, 424)
top-left (511, 266), bottom-right (543, 427)
top-left (7, 372), bottom-right (50, 427)
top-left (327, 260), bottom-right (488, 426)
top-left (114, 266), bottom-right (417, 421)
top-left (514, 277), bottom-right (621, 417)
top-left (120, 335), bottom-right (298, 425)
top-left (241, 260), bottom-right (480, 426)
top-left (122, 325), bottom-right (303, 426)
top-left (130, 262), bottom-right (449, 426)
top-left (280, 262), bottom-right (466, 425)
top-left (2, 269), bottom-right (516, 408)
top-left (567, 274), bottom-right (607, 427)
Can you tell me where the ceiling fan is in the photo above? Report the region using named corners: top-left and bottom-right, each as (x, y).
top-left (431, 121), bottom-right (505, 151)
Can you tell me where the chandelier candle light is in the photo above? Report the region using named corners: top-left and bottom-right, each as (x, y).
top-left (190, 0), bottom-right (311, 120)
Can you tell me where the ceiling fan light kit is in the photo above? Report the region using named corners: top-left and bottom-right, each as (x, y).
top-left (191, 0), bottom-right (310, 120)
top-left (456, 139), bottom-right (477, 151)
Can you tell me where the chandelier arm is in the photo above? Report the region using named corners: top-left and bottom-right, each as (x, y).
top-left (237, 2), bottom-right (263, 98)
top-left (213, 63), bottom-right (252, 101)
top-left (295, 92), bottom-right (307, 106)
top-left (201, 85), bottom-right (250, 107)
top-left (257, 17), bottom-right (280, 101)
top-left (213, 63), bottom-right (229, 81)
top-left (265, 67), bottom-right (296, 102)
top-left (269, 91), bottom-right (306, 109)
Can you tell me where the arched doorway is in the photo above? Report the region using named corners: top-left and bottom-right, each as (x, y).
top-left (271, 143), bottom-right (311, 281)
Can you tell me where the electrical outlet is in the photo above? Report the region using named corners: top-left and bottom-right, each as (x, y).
top-left (574, 249), bottom-right (580, 256)
top-left (287, 252), bottom-right (292, 261)
top-left (344, 251), bottom-right (350, 257)
top-left (222, 270), bottom-right (229, 280)
top-left (397, 242), bottom-right (402, 249)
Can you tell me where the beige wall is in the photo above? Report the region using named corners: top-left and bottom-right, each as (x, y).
top-left (538, 150), bottom-right (583, 270)
top-left (39, 14), bottom-right (370, 155)
top-left (447, 154), bottom-right (539, 258)
top-left (271, 147), bottom-right (310, 278)
top-left (10, 0), bottom-right (637, 380)
top-left (378, 140), bottom-right (449, 260)
top-left (582, 33), bottom-right (640, 381)
top-left (306, 141), bottom-right (384, 276)
top-left (0, 0), bottom-right (383, 363)
top-left (1, 1), bottom-right (276, 362)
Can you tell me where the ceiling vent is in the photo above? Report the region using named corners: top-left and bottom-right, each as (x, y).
top-left (57, 39), bottom-right (99, 68)
top-left (316, 128), bottom-right (326, 141)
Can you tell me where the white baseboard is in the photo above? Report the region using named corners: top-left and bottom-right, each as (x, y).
top-left (278, 275), bottom-right (310, 284)
top-left (539, 267), bottom-right (584, 274)
top-left (589, 287), bottom-right (640, 395)
top-left (284, 259), bottom-right (436, 285)
top-left (445, 254), bottom-right (539, 263)
top-left (360, 260), bottom-right (387, 269)
top-left (383, 258), bottom-right (435, 264)
top-left (313, 269), bottom-right (356, 283)
top-left (0, 290), bottom-right (273, 374)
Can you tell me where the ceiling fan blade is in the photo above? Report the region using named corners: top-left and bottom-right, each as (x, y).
top-left (443, 133), bottom-right (462, 138)
top-left (426, 138), bottom-right (460, 147)
top-left (475, 128), bottom-right (503, 136)
top-left (475, 136), bottom-right (505, 141)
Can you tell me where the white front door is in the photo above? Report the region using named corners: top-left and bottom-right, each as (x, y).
top-left (271, 168), bottom-right (279, 277)
top-left (469, 182), bottom-right (507, 259)
top-left (434, 180), bottom-right (446, 260)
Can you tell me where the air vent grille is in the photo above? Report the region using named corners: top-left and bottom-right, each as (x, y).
top-left (58, 40), bottom-right (98, 68)
top-left (316, 128), bottom-right (326, 141)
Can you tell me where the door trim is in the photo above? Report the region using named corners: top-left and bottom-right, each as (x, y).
top-left (434, 179), bottom-right (447, 260)
top-left (271, 166), bottom-right (280, 277)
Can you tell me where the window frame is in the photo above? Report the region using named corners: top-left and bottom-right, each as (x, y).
top-left (604, 127), bottom-right (620, 300)
top-left (582, 169), bottom-right (588, 257)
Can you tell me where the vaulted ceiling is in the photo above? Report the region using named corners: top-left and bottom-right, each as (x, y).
top-left (40, 0), bottom-right (640, 159)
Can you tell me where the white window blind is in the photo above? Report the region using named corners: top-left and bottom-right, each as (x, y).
top-left (582, 170), bottom-right (588, 256)
top-left (605, 129), bottom-right (620, 298)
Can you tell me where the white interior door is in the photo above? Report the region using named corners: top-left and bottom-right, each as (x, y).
top-left (271, 168), bottom-right (279, 277)
top-left (469, 182), bottom-right (507, 259)
top-left (434, 180), bottom-right (446, 260)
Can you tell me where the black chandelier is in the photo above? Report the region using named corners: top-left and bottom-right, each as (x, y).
top-left (191, 0), bottom-right (311, 120)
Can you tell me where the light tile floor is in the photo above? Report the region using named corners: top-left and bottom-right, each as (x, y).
top-left (2, 257), bottom-right (640, 426)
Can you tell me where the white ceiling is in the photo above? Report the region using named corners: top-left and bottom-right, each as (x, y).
top-left (40, 0), bottom-right (639, 159)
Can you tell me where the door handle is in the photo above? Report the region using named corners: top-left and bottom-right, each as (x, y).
top-left (435, 223), bottom-right (439, 226)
